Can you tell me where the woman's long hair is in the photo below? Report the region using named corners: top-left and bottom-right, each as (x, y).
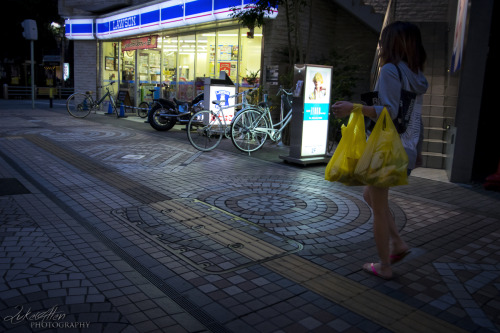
top-left (379, 21), bottom-right (427, 73)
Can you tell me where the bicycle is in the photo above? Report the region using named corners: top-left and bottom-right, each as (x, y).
top-left (66, 81), bottom-right (118, 118)
top-left (137, 88), bottom-right (156, 118)
top-left (230, 87), bottom-right (293, 153)
top-left (186, 88), bottom-right (255, 151)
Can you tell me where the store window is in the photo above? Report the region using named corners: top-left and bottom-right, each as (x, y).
top-left (99, 25), bottom-right (263, 106)
top-left (101, 41), bottom-right (119, 86)
top-left (162, 35), bottom-right (178, 99)
top-left (195, 31), bottom-right (213, 96)
top-left (216, 28), bottom-right (240, 84)
top-left (177, 34), bottom-right (196, 100)
top-left (239, 27), bottom-right (262, 88)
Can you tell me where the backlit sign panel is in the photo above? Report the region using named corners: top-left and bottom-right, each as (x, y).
top-left (301, 66), bottom-right (332, 156)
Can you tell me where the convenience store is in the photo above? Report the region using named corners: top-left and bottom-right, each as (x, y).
top-left (64, 0), bottom-right (276, 106)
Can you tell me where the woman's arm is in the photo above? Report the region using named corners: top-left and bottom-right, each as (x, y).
top-left (332, 101), bottom-right (376, 119)
top-left (332, 63), bottom-right (401, 120)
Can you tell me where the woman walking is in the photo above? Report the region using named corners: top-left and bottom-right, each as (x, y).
top-left (332, 21), bottom-right (429, 279)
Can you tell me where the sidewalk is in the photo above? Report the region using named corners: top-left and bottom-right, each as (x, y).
top-left (1, 99), bottom-right (499, 333)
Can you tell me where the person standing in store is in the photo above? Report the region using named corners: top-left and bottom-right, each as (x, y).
top-left (331, 21), bottom-right (428, 279)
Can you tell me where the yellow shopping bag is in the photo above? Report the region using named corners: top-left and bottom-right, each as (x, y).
top-left (354, 108), bottom-right (408, 187)
top-left (325, 104), bottom-right (366, 186)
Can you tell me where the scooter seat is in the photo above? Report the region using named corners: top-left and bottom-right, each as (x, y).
top-left (173, 98), bottom-right (188, 105)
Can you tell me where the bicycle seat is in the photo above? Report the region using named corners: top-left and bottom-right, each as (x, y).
top-left (212, 100), bottom-right (222, 105)
top-left (86, 91), bottom-right (93, 95)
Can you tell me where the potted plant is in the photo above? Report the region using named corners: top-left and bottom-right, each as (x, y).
top-left (230, 5), bottom-right (267, 38)
top-left (244, 69), bottom-right (260, 86)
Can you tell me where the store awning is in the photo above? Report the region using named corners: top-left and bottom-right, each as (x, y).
top-left (43, 55), bottom-right (61, 66)
top-left (65, 0), bottom-right (278, 40)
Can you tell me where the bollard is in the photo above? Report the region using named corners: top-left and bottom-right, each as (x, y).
top-left (107, 102), bottom-right (113, 114)
top-left (49, 88), bottom-right (53, 108)
top-left (119, 104), bottom-right (125, 117)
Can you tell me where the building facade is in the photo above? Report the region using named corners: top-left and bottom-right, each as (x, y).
top-left (58, 0), bottom-right (498, 184)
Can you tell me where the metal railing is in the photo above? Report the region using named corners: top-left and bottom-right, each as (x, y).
top-left (3, 84), bottom-right (74, 100)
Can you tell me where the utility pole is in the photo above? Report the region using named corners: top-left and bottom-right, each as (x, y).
top-left (21, 19), bottom-right (38, 109)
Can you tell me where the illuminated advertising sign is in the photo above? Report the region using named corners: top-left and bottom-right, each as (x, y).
top-left (122, 35), bottom-right (158, 51)
top-left (63, 63), bottom-right (70, 81)
top-left (209, 86), bottom-right (236, 123)
top-left (301, 66), bottom-right (332, 156)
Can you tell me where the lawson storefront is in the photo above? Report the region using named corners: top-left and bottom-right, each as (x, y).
top-left (64, 0), bottom-right (277, 107)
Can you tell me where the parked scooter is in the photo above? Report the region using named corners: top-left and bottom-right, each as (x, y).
top-left (148, 93), bottom-right (204, 131)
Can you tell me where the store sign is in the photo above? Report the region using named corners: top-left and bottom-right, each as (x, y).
top-left (66, 0), bottom-right (278, 40)
top-left (63, 63), bottom-right (70, 81)
top-left (64, 18), bottom-right (94, 40)
top-left (111, 15), bottom-right (139, 32)
top-left (122, 35), bottom-right (158, 51)
top-left (210, 87), bottom-right (236, 123)
top-left (301, 66), bottom-right (332, 156)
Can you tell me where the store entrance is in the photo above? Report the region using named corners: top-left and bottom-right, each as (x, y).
top-left (138, 49), bottom-right (161, 104)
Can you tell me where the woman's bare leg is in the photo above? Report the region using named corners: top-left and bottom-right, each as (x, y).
top-left (364, 186), bottom-right (392, 277)
top-left (365, 187), bottom-right (409, 256)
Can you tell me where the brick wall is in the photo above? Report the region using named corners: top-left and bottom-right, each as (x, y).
top-left (363, 0), bottom-right (449, 21)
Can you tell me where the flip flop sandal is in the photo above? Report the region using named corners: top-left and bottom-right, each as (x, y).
top-left (390, 250), bottom-right (411, 265)
top-left (363, 263), bottom-right (393, 280)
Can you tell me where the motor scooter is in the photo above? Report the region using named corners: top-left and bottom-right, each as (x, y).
top-left (148, 92), bottom-right (204, 131)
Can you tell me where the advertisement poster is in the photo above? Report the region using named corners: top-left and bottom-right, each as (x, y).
top-left (451, 0), bottom-right (468, 73)
top-left (219, 62), bottom-right (231, 76)
top-left (302, 66), bottom-right (332, 156)
top-left (209, 86), bottom-right (236, 123)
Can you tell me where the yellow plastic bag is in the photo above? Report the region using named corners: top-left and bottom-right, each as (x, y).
top-left (325, 104), bottom-right (366, 185)
top-left (354, 108), bottom-right (408, 187)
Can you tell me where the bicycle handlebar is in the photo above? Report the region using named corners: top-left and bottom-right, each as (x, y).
top-left (97, 81), bottom-right (116, 89)
top-left (277, 87), bottom-right (292, 96)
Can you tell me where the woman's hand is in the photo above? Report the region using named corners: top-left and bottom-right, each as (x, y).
top-left (332, 101), bottom-right (353, 118)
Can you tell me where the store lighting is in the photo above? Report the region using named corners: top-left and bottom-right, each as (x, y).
top-left (202, 33), bottom-right (262, 37)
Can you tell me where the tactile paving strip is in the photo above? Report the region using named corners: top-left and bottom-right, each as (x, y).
top-left (112, 198), bottom-right (303, 274)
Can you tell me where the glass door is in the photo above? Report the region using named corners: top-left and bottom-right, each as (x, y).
top-left (138, 50), bottom-right (161, 103)
top-left (121, 50), bottom-right (137, 106)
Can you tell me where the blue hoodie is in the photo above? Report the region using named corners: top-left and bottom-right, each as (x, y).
top-left (372, 61), bottom-right (429, 169)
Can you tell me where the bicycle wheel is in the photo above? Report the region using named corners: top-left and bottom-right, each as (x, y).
top-left (231, 108), bottom-right (269, 153)
top-left (187, 110), bottom-right (223, 151)
top-left (138, 102), bottom-right (149, 118)
top-left (148, 104), bottom-right (176, 131)
top-left (66, 93), bottom-right (92, 118)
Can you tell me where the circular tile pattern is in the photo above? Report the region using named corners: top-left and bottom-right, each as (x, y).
top-left (190, 176), bottom-right (406, 255)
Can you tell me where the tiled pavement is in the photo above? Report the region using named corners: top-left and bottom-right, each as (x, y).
top-left (0, 99), bottom-right (499, 333)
